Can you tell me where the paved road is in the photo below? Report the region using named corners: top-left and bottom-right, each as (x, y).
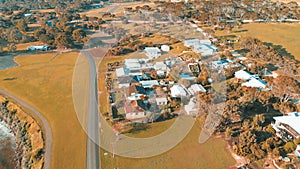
top-left (82, 51), bottom-right (100, 169)
top-left (0, 89), bottom-right (52, 169)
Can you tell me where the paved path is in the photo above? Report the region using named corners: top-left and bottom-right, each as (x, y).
top-left (0, 89), bottom-right (52, 169)
top-left (82, 51), bottom-right (100, 169)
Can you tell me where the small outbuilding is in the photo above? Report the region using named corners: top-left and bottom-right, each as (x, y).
top-left (161, 45), bottom-right (170, 52)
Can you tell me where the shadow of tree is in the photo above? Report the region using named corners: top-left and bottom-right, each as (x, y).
top-left (232, 29), bottom-right (248, 33)
top-left (263, 42), bottom-right (295, 59)
top-left (127, 123), bottom-right (151, 134)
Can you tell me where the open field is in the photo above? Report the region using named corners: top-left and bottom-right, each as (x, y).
top-left (0, 52), bottom-right (86, 169)
top-left (215, 23), bottom-right (300, 60)
top-left (271, 0), bottom-right (300, 4)
top-left (100, 118), bottom-right (235, 169)
top-left (80, 2), bottom-right (153, 17)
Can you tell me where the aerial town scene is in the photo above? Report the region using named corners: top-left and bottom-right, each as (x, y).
top-left (0, 0), bottom-right (300, 169)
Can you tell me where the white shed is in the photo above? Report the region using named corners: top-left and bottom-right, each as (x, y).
top-left (161, 45), bottom-right (170, 52)
top-left (156, 97), bottom-right (168, 105)
top-left (144, 47), bottom-right (161, 59)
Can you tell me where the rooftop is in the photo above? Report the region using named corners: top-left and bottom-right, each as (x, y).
top-left (140, 80), bottom-right (159, 88)
top-left (144, 47), bottom-right (161, 53)
top-left (273, 113), bottom-right (300, 135)
top-left (242, 78), bottom-right (267, 89)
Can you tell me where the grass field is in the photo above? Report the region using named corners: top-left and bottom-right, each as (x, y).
top-left (215, 23), bottom-right (300, 60)
top-left (80, 2), bottom-right (153, 17)
top-left (0, 52), bottom-right (86, 169)
top-left (100, 119), bottom-right (235, 169)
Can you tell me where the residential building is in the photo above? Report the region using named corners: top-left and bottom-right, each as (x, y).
top-left (124, 100), bottom-right (149, 123)
top-left (188, 84), bottom-right (206, 95)
top-left (194, 44), bottom-right (218, 57)
top-left (170, 85), bottom-right (191, 97)
top-left (124, 59), bottom-right (142, 69)
top-left (124, 59), bottom-right (153, 71)
top-left (140, 80), bottom-right (159, 88)
top-left (144, 47), bottom-right (161, 59)
top-left (118, 76), bottom-right (137, 88)
top-left (156, 97), bottom-right (168, 105)
top-left (235, 70), bottom-right (254, 81)
top-left (272, 112), bottom-right (300, 141)
top-left (295, 144), bottom-right (300, 158)
top-left (27, 45), bottom-right (50, 51)
top-left (180, 73), bottom-right (196, 80)
top-left (242, 78), bottom-right (267, 89)
top-left (161, 45), bottom-right (170, 52)
top-left (116, 67), bottom-right (130, 77)
top-left (184, 97), bottom-right (199, 115)
top-left (199, 39), bottom-right (212, 45)
top-left (184, 39), bottom-right (200, 47)
top-left (128, 85), bottom-right (146, 95)
top-left (154, 62), bottom-right (168, 71)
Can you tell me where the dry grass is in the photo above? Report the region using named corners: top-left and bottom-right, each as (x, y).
top-left (2, 42), bottom-right (41, 51)
top-left (30, 9), bottom-right (55, 13)
top-left (124, 119), bottom-right (176, 138)
top-left (0, 52), bottom-right (86, 169)
top-left (215, 23), bottom-right (300, 60)
top-left (80, 2), bottom-right (154, 17)
top-left (100, 119), bottom-right (235, 169)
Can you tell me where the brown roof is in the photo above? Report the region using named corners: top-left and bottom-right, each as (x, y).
top-left (128, 85), bottom-right (146, 95)
top-left (124, 100), bottom-right (147, 114)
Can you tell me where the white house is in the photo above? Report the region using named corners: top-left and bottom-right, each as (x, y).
top-left (242, 78), bottom-right (267, 89)
top-left (194, 44), bottom-right (218, 56)
top-left (184, 39), bottom-right (200, 47)
top-left (199, 39), bottom-right (212, 45)
top-left (156, 97), bottom-right (168, 105)
top-left (154, 62), bottom-right (168, 71)
top-left (295, 144), bottom-right (300, 158)
top-left (124, 59), bottom-right (141, 69)
top-left (24, 13), bottom-right (32, 17)
top-left (184, 97), bottom-right (199, 115)
top-left (27, 45), bottom-right (50, 51)
top-left (180, 73), bottom-right (196, 80)
top-left (140, 80), bottom-right (159, 88)
top-left (128, 93), bottom-right (144, 101)
top-left (170, 85), bottom-right (191, 97)
top-left (144, 47), bottom-right (161, 59)
top-left (188, 84), bottom-right (206, 95)
top-left (161, 45), bottom-right (170, 52)
top-left (242, 19), bottom-right (254, 23)
top-left (124, 100), bottom-right (148, 123)
top-left (118, 77), bottom-right (137, 88)
top-left (272, 112), bottom-right (300, 140)
top-left (116, 67), bottom-right (130, 77)
top-left (235, 70), bottom-right (254, 81)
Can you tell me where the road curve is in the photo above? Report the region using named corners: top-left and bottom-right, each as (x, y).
top-left (82, 51), bottom-right (100, 169)
top-left (0, 89), bottom-right (52, 169)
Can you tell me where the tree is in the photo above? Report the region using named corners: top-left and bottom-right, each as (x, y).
top-left (225, 127), bottom-right (232, 139)
top-left (55, 33), bottom-right (72, 48)
top-left (16, 19), bottom-right (28, 32)
top-left (72, 29), bottom-right (86, 43)
top-left (7, 43), bottom-right (16, 52)
top-left (34, 28), bottom-right (46, 40)
top-left (252, 114), bottom-right (265, 128)
top-left (0, 43), bottom-right (3, 53)
top-left (283, 142), bottom-right (296, 153)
